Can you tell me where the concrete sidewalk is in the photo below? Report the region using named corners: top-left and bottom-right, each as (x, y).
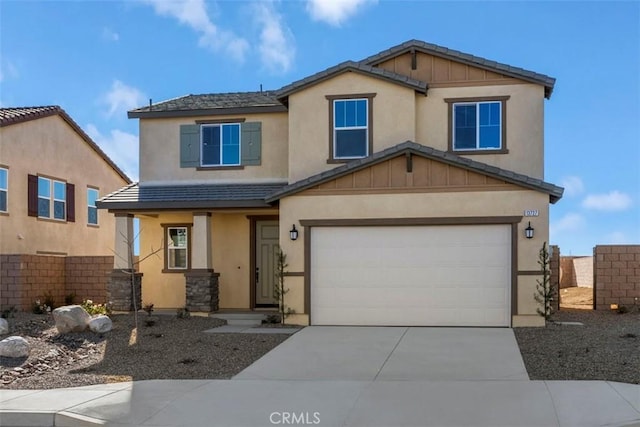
top-left (1, 379), bottom-right (639, 426)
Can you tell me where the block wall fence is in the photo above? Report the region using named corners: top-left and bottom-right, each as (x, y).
top-left (593, 245), bottom-right (640, 310)
top-left (0, 254), bottom-right (113, 311)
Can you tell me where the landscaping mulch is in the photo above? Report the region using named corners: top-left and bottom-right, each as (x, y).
top-left (0, 313), bottom-right (290, 390)
top-left (514, 308), bottom-right (640, 384)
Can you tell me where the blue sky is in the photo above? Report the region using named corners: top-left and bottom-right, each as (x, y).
top-left (1, 0), bottom-right (638, 255)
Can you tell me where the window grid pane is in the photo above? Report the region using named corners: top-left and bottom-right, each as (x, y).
top-left (0, 168), bottom-right (7, 190)
top-left (453, 102), bottom-right (501, 150)
top-left (0, 191), bottom-right (7, 212)
top-left (334, 99), bottom-right (368, 159)
top-left (38, 177), bottom-right (50, 198)
top-left (201, 124), bottom-right (240, 166)
top-left (167, 227), bottom-right (188, 269)
top-left (38, 198), bottom-right (50, 218)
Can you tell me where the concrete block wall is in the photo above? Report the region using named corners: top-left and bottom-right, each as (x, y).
top-left (560, 256), bottom-right (594, 288)
top-left (0, 254), bottom-right (113, 311)
top-left (594, 245), bottom-right (640, 310)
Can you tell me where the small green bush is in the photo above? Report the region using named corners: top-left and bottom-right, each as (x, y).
top-left (81, 299), bottom-right (112, 316)
top-left (64, 292), bottom-right (77, 305)
top-left (176, 307), bottom-right (190, 319)
top-left (1, 306), bottom-right (17, 319)
top-left (32, 299), bottom-right (51, 315)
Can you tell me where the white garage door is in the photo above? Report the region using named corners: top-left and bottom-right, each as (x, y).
top-left (310, 225), bottom-right (511, 327)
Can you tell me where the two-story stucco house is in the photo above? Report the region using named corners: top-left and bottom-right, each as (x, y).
top-left (0, 106), bottom-right (131, 256)
top-left (98, 40), bottom-right (563, 327)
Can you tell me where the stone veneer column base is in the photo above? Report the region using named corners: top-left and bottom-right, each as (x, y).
top-left (107, 270), bottom-right (143, 311)
top-left (185, 270), bottom-right (220, 312)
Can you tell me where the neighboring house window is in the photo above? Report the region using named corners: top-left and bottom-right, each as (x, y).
top-left (164, 225), bottom-right (191, 271)
top-left (0, 167), bottom-right (7, 213)
top-left (201, 123), bottom-right (241, 166)
top-left (87, 188), bottom-right (99, 225)
top-left (445, 96), bottom-right (510, 153)
top-left (38, 177), bottom-right (66, 220)
top-left (326, 94), bottom-right (375, 162)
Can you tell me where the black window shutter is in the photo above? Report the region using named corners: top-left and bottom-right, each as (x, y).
top-left (66, 183), bottom-right (75, 222)
top-left (27, 174), bottom-right (38, 217)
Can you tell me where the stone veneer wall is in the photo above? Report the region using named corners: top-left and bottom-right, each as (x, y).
top-left (594, 245), bottom-right (640, 310)
top-left (0, 254), bottom-right (113, 311)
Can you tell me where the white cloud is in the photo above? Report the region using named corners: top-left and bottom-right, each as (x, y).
top-left (101, 80), bottom-right (146, 118)
top-left (86, 124), bottom-right (139, 181)
top-left (253, 2), bottom-right (295, 74)
top-left (560, 176), bottom-right (584, 197)
top-left (141, 0), bottom-right (249, 62)
top-left (582, 191), bottom-right (633, 211)
top-left (550, 213), bottom-right (586, 235)
top-left (102, 27), bottom-right (120, 42)
top-left (306, 0), bottom-right (377, 26)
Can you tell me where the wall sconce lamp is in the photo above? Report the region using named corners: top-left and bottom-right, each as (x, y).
top-left (289, 224), bottom-right (299, 241)
top-left (525, 222), bottom-right (534, 239)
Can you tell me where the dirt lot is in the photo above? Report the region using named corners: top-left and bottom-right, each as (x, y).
top-left (0, 313), bottom-right (291, 390)
top-left (559, 286), bottom-right (594, 309)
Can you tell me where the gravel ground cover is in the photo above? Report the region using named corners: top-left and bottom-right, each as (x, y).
top-left (0, 313), bottom-right (290, 390)
top-left (514, 309), bottom-right (640, 384)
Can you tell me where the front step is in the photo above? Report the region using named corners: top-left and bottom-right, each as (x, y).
top-left (210, 312), bottom-right (277, 326)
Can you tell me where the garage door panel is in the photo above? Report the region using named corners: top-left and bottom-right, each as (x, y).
top-left (311, 225), bottom-right (511, 327)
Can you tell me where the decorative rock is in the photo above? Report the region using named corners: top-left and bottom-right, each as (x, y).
top-left (0, 318), bottom-right (8, 335)
top-left (0, 336), bottom-right (29, 358)
top-left (88, 315), bottom-right (112, 333)
top-left (52, 305), bottom-right (91, 334)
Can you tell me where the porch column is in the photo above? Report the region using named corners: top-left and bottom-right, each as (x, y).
top-left (185, 212), bottom-right (219, 312)
top-left (108, 213), bottom-right (143, 311)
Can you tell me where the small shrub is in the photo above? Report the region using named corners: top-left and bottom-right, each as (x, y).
top-left (145, 319), bottom-right (156, 327)
top-left (263, 314), bottom-right (281, 324)
top-left (81, 299), bottom-right (112, 316)
top-left (1, 306), bottom-right (17, 319)
top-left (143, 303), bottom-right (154, 316)
top-left (176, 307), bottom-right (190, 319)
top-left (42, 291), bottom-right (56, 310)
top-left (32, 299), bottom-right (51, 315)
top-left (616, 305), bottom-right (629, 314)
top-left (64, 292), bottom-right (77, 305)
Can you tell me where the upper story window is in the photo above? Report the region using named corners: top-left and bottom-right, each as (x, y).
top-left (0, 167), bottom-right (7, 213)
top-left (445, 96), bottom-right (510, 154)
top-left (201, 123), bottom-right (241, 167)
top-left (38, 177), bottom-right (66, 220)
top-left (326, 94), bottom-right (375, 162)
top-left (87, 187), bottom-right (99, 225)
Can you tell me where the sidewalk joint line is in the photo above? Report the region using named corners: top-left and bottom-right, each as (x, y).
top-left (373, 327), bottom-right (408, 381)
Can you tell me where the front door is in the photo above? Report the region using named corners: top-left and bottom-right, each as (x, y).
top-left (255, 220), bottom-right (279, 306)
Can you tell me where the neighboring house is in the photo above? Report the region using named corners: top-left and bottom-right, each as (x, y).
top-left (0, 106), bottom-right (131, 256)
top-left (98, 40), bottom-right (563, 327)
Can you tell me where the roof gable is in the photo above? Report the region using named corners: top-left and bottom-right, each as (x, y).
top-left (361, 40), bottom-right (555, 98)
top-left (0, 106), bottom-right (131, 183)
top-left (266, 141), bottom-right (563, 203)
top-left (275, 61), bottom-right (427, 102)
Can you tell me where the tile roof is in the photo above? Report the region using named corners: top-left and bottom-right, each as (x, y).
top-left (97, 182), bottom-right (288, 210)
top-left (128, 91), bottom-right (287, 118)
top-left (265, 141), bottom-right (564, 203)
top-left (360, 39), bottom-right (556, 98)
top-left (275, 61), bottom-right (428, 101)
top-left (0, 106), bottom-right (131, 184)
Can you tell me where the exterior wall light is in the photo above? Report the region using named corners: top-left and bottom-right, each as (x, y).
top-left (289, 224), bottom-right (299, 241)
top-left (525, 222), bottom-right (534, 239)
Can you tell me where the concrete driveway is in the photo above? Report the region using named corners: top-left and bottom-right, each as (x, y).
top-left (234, 326), bottom-right (529, 381)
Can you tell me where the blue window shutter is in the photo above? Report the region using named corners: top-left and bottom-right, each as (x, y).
top-left (241, 122), bottom-right (261, 166)
top-left (180, 125), bottom-right (200, 168)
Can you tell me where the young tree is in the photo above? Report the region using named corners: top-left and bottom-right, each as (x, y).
top-left (273, 248), bottom-right (295, 323)
top-left (534, 242), bottom-right (557, 321)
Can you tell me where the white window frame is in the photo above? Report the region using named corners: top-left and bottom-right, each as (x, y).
top-left (200, 123), bottom-right (242, 167)
top-left (0, 167), bottom-right (8, 213)
top-left (38, 177), bottom-right (66, 220)
top-left (452, 101), bottom-right (502, 151)
top-left (87, 187), bottom-right (99, 225)
top-left (167, 226), bottom-right (189, 270)
top-left (333, 98), bottom-right (369, 160)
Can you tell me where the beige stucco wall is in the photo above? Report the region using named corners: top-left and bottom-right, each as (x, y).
top-left (138, 210), bottom-right (277, 309)
top-left (416, 84), bottom-right (545, 179)
top-left (0, 115), bottom-right (129, 255)
top-left (138, 112), bottom-right (288, 184)
top-left (279, 189), bottom-right (550, 325)
top-left (288, 72), bottom-right (417, 182)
